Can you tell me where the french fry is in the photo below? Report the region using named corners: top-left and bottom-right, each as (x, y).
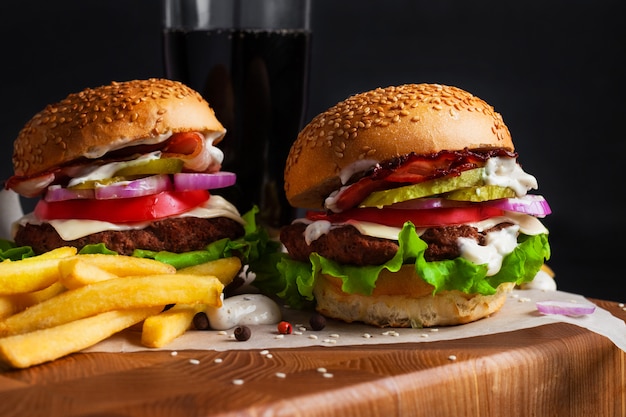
top-left (0, 246), bottom-right (77, 295)
top-left (58, 258), bottom-right (121, 289)
top-left (61, 254), bottom-right (177, 278)
top-left (0, 274), bottom-right (224, 337)
top-left (20, 246), bottom-right (77, 261)
top-left (141, 303), bottom-right (205, 348)
top-left (0, 282), bottom-right (66, 319)
top-left (178, 256), bottom-right (242, 285)
top-left (0, 306), bottom-right (161, 369)
top-left (59, 254), bottom-right (177, 289)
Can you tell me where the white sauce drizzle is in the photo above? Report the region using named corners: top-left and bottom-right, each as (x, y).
top-left (520, 270), bottom-right (557, 291)
top-left (324, 186), bottom-right (349, 213)
top-left (325, 159), bottom-right (379, 212)
top-left (304, 220), bottom-right (332, 245)
top-left (339, 159), bottom-right (378, 185)
top-left (205, 293), bottom-right (282, 330)
top-left (483, 157), bottom-right (538, 196)
top-left (457, 225), bottom-right (519, 276)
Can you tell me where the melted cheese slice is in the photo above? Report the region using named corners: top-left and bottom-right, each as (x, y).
top-left (15, 195), bottom-right (243, 241)
top-left (307, 211), bottom-right (548, 243)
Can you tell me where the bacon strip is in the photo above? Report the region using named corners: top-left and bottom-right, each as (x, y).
top-left (162, 132), bottom-right (218, 173)
top-left (329, 148), bottom-right (516, 212)
top-left (162, 132), bottom-right (204, 158)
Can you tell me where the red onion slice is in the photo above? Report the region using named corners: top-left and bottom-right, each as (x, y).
top-left (45, 185), bottom-right (95, 202)
top-left (486, 195), bottom-right (551, 217)
top-left (173, 172), bottom-right (236, 191)
top-left (94, 174), bottom-right (173, 200)
top-left (536, 300), bottom-right (596, 316)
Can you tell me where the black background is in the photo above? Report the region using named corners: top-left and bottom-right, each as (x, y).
top-left (0, 0), bottom-right (623, 300)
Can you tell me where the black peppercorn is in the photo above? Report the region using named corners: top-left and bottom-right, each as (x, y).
top-left (234, 325), bottom-right (251, 341)
top-left (309, 313), bottom-right (327, 330)
top-left (193, 312), bottom-right (210, 330)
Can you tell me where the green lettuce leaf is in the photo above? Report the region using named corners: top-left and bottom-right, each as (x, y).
top-left (0, 239), bottom-right (35, 261)
top-left (132, 206), bottom-right (281, 269)
top-left (252, 222), bottom-right (551, 309)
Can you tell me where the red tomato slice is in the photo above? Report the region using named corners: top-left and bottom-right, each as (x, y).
top-left (306, 205), bottom-right (505, 228)
top-left (34, 190), bottom-right (210, 223)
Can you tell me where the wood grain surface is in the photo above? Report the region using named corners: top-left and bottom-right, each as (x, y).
top-left (0, 298), bottom-right (624, 417)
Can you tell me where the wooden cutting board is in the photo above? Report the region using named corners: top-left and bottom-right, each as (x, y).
top-left (0, 298), bottom-right (624, 417)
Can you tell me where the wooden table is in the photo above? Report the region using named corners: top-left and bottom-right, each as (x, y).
top-left (0, 298), bottom-right (624, 417)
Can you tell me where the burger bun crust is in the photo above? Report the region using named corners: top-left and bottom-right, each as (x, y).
top-left (284, 83), bottom-right (514, 209)
top-left (12, 78), bottom-right (225, 177)
top-left (313, 265), bottom-right (515, 327)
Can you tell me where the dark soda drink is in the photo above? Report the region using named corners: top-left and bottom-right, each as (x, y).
top-left (163, 28), bottom-right (311, 230)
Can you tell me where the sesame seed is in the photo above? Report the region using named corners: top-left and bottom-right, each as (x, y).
top-left (232, 379), bottom-right (244, 385)
top-left (214, 358), bottom-right (223, 363)
top-left (189, 359), bottom-right (200, 365)
top-left (275, 372), bottom-right (287, 378)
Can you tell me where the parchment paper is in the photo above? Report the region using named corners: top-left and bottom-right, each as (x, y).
top-left (85, 289), bottom-right (626, 354)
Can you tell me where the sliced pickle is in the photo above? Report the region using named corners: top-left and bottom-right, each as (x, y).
top-left (444, 185), bottom-right (516, 202)
top-left (360, 168), bottom-right (485, 208)
top-left (69, 177), bottom-right (127, 190)
top-left (113, 158), bottom-right (184, 177)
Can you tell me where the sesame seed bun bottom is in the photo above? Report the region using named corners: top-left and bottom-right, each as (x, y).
top-left (313, 266), bottom-right (515, 328)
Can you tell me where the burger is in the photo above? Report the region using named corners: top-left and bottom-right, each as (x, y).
top-left (4, 78), bottom-right (270, 267)
top-left (254, 83), bottom-right (551, 327)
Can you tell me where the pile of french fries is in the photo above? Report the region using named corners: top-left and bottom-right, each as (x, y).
top-left (0, 247), bottom-right (242, 369)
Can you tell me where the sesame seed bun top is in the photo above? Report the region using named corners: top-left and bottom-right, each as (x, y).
top-left (12, 78), bottom-right (225, 177)
top-left (284, 83), bottom-right (514, 209)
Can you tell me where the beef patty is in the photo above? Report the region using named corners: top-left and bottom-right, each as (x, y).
top-left (280, 222), bottom-right (514, 266)
top-left (15, 216), bottom-right (245, 256)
